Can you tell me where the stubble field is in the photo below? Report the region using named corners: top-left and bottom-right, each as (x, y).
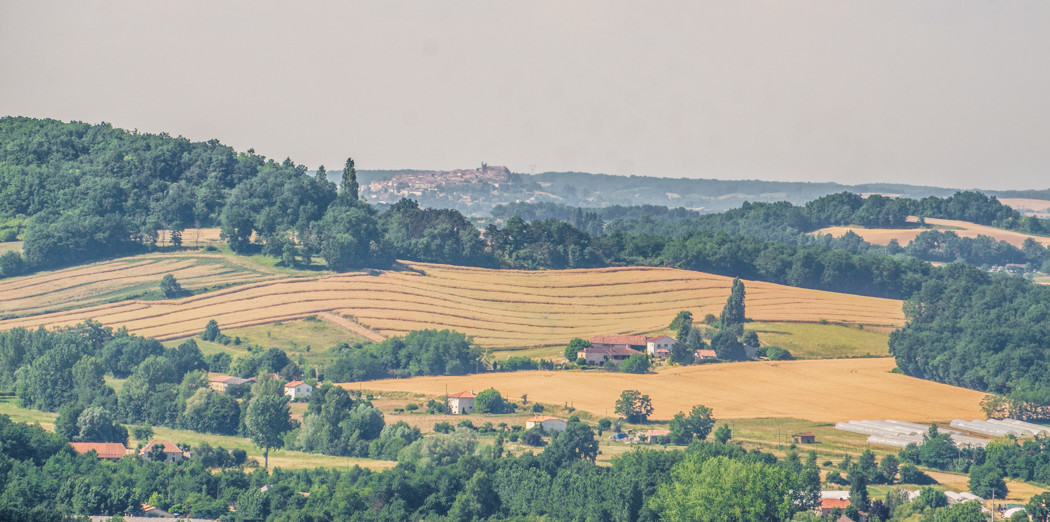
top-left (0, 261), bottom-right (905, 349)
top-left (814, 216), bottom-right (1050, 249)
top-left (354, 357), bottom-right (986, 423)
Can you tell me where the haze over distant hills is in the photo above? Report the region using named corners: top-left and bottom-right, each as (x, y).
top-left (352, 166), bottom-right (1050, 217)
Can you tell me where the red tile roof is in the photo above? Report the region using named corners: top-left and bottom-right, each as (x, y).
top-left (448, 391), bottom-right (477, 398)
top-left (590, 335), bottom-right (648, 346)
top-left (647, 335), bottom-right (675, 342)
top-left (695, 349), bottom-right (717, 357)
top-left (139, 440), bottom-right (184, 456)
top-left (821, 498), bottom-right (851, 510)
top-left (70, 442), bottom-right (127, 459)
top-left (285, 380), bottom-right (306, 388)
top-left (582, 345), bottom-right (644, 357)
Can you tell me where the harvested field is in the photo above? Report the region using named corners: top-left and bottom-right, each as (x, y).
top-left (352, 358), bottom-right (986, 423)
top-left (0, 241), bottom-right (21, 255)
top-left (0, 252), bottom-right (280, 317)
top-left (0, 261), bottom-right (905, 349)
top-left (814, 216), bottom-right (1050, 249)
top-left (1000, 198), bottom-right (1050, 219)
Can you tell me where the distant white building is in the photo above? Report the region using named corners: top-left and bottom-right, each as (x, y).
top-left (646, 335), bottom-right (676, 358)
top-left (526, 416), bottom-right (567, 433)
top-left (447, 391), bottom-right (477, 414)
top-left (284, 380), bottom-right (313, 400)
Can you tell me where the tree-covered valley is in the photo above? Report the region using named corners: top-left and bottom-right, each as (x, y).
top-left (4, 116), bottom-right (1050, 520)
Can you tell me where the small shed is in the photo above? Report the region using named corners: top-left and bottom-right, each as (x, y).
top-left (793, 432), bottom-right (816, 444)
top-left (639, 429), bottom-right (671, 444)
top-left (526, 416), bottom-right (567, 433)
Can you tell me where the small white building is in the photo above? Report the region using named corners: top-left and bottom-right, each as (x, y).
top-left (526, 416), bottom-right (568, 433)
top-left (447, 391), bottom-right (477, 414)
top-left (646, 335), bottom-right (676, 358)
top-left (284, 380), bottom-right (313, 400)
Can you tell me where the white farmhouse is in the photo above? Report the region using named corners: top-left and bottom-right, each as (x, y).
top-left (284, 380), bottom-right (313, 400)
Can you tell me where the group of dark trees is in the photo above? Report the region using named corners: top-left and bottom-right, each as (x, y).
top-left (325, 329), bottom-right (484, 382)
top-left (0, 321), bottom-right (266, 437)
top-left (0, 320), bottom-right (435, 466)
top-left (0, 409), bottom-right (838, 522)
top-left (890, 263), bottom-right (1050, 408)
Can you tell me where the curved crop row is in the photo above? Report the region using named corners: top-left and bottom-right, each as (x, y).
top-left (0, 261), bottom-right (905, 348)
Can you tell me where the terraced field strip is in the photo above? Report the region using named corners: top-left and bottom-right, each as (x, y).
top-left (0, 261), bottom-right (905, 349)
top-left (814, 216), bottom-right (1050, 249)
top-left (0, 253), bottom-right (279, 317)
top-left (353, 358), bottom-right (986, 423)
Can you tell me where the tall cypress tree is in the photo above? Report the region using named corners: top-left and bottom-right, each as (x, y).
top-left (719, 278), bottom-right (746, 327)
top-left (341, 157), bottom-right (359, 201)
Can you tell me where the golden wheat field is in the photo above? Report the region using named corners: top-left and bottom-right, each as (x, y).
top-left (1000, 198), bottom-right (1050, 219)
top-left (354, 358), bottom-right (986, 423)
top-left (0, 252), bottom-right (278, 317)
top-left (0, 260), bottom-right (905, 349)
top-left (814, 216), bottom-right (1050, 249)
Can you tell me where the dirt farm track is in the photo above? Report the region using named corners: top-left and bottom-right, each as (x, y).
top-left (354, 358), bottom-right (986, 423)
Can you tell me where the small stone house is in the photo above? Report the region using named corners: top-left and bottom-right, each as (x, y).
top-left (139, 440), bottom-right (185, 464)
top-left (447, 391), bottom-right (477, 414)
top-left (793, 432), bottom-right (816, 444)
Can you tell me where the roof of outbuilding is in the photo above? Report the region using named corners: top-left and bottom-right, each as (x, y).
top-left (590, 335), bottom-right (648, 346)
top-left (139, 440), bottom-right (184, 455)
top-left (527, 416), bottom-right (566, 423)
top-left (70, 442), bottom-right (127, 459)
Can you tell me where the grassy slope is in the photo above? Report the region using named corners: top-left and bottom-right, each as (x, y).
top-left (748, 321), bottom-right (891, 359)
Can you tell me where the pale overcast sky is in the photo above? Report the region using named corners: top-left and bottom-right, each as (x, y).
top-left (2, 1), bottom-right (1048, 189)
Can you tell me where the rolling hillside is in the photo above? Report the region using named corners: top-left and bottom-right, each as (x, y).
top-left (0, 260), bottom-right (905, 350)
top-left (354, 357), bottom-right (986, 423)
top-left (814, 216), bottom-right (1050, 249)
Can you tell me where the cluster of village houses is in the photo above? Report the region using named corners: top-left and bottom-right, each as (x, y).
top-left (574, 334), bottom-right (716, 365)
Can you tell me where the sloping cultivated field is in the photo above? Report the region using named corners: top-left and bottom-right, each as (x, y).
top-left (355, 358), bottom-right (986, 423)
top-left (0, 252), bottom-right (280, 318)
top-left (0, 261), bottom-right (904, 349)
top-left (815, 216), bottom-right (1050, 249)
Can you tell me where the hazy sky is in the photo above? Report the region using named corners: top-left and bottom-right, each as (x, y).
top-left (2, 1), bottom-right (1048, 189)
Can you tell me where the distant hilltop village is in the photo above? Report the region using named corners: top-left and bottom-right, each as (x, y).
top-left (362, 164), bottom-right (527, 210)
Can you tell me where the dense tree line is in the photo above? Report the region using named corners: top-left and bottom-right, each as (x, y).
top-left (2, 411), bottom-right (1005, 521)
top-left (325, 329), bottom-right (484, 382)
top-left (890, 263), bottom-right (1050, 406)
top-left (0, 412), bottom-right (834, 521)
